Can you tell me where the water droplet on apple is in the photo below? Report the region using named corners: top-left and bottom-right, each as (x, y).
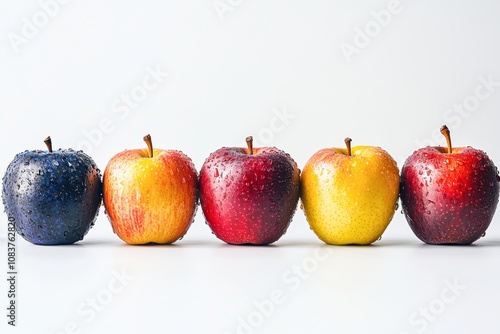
top-left (182, 177), bottom-right (186, 183)
top-left (418, 170), bottom-right (424, 175)
top-left (267, 159), bottom-right (273, 165)
top-left (394, 202), bottom-right (399, 211)
top-left (377, 236), bottom-right (382, 241)
top-left (482, 232), bottom-right (486, 237)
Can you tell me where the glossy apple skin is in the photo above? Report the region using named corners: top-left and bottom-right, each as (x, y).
top-left (103, 148), bottom-right (198, 245)
top-left (301, 146), bottom-right (400, 245)
top-left (2, 149), bottom-right (102, 245)
top-left (401, 146), bottom-right (499, 245)
top-left (199, 146), bottom-right (300, 245)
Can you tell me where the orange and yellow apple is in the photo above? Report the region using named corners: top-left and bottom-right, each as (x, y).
top-left (103, 134), bottom-right (198, 244)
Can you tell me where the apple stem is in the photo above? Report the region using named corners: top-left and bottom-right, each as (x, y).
top-left (345, 138), bottom-right (352, 157)
top-left (143, 134), bottom-right (154, 158)
top-left (246, 136), bottom-right (253, 155)
top-left (44, 136), bottom-right (53, 153)
top-left (440, 125), bottom-right (452, 154)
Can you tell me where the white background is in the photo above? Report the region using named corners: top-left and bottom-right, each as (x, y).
top-left (1, 1), bottom-right (500, 333)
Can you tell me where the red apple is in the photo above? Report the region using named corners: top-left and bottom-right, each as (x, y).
top-left (103, 135), bottom-right (198, 245)
top-left (400, 125), bottom-right (500, 244)
top-left (199, 136), bottom-right (300, 245)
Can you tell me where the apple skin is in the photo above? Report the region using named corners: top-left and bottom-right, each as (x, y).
top-left (199, 146), bottom-right (300, 245)
top-left (2, 149), bottom-right (102, 245)
top-left (400, 146), bottom-right (499, 245)
top-left (103, 148), bottom-right (198, 245)
top-left (300, 145), bottom-right (400, 245)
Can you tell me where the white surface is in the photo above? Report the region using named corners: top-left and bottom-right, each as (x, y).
top-left (1, 1), bottom-right (500, 333)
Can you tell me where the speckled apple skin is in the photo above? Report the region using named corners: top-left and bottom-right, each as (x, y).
top-left (401, 146), bottom-right (500, 245)
top-left (2, 149), bottom-right (102, 245)
top-left (199, 147), bottom-right (300, 245)
top-left (103, 149), bottom-right (198, 245)
top-left (300, 146), bottom-right (400, 245)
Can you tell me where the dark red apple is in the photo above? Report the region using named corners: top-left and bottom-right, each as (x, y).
top-left (400, 125), bottom-right (500, 244)
top-left (199, 136), bottom-right (300, 245)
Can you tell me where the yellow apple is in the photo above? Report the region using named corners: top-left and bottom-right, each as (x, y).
top-left (300, 138), bottom-right (399, 245)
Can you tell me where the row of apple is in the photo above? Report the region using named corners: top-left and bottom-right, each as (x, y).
top-left (2, 125), bottom-right (499, 246)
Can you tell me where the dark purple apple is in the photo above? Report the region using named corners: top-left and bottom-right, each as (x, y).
top-left (2, 137), bottom-right (102, 245)
top-left (400, 125), bottom-right (499, 244)
top-left (199, 136), bottom-right (300, 245)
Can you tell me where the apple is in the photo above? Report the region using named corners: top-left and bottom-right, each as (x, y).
top-left (103, 134), bottom-right (198, 245)
top-left (2, 137), bottom-right (102, 245)
top-left (300, 138), bottom-right (400, 245)
top-left (400, 125), bottom-right (499, 244)
top-left (199, 136), bottom-right (300, 245)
